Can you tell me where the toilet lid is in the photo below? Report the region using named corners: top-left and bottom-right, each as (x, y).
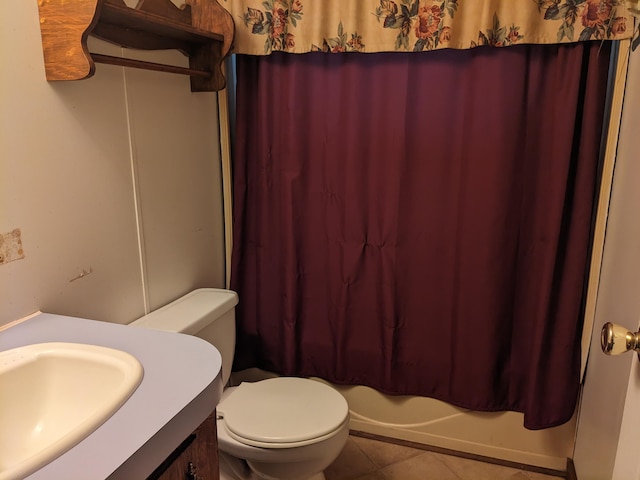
top-left (217, 378), bottom-right (349, 448)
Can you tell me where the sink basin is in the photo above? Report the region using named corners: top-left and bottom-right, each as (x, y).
top-left (0, 342), bottom-right (143, 480)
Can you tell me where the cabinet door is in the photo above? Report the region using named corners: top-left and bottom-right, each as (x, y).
top-left (149, 411), bottom-right (219, 480)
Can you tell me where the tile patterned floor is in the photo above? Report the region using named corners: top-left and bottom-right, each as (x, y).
top-left (324, 435), bottom-right (565, 480)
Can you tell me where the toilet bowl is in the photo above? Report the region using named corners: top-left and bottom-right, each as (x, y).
top-left (217, 380), bottom-right (349, 480)
top-left (130, 289), bottom-right (349, 480)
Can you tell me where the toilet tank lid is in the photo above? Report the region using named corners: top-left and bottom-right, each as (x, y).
top-left (130, 288), bottom-right (238, 334)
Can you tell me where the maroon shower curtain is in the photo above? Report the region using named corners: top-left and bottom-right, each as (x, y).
top-left (231, 42), bottom-right (611, 429)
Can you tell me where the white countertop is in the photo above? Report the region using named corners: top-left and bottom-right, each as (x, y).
top-left (0, 313), bottom-right (223, 480)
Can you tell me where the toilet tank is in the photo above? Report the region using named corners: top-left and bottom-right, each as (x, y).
top-left (130, 288), bottom-right (239, 385)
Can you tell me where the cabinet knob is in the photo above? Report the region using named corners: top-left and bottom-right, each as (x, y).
top-left (187, 462), bottom-right (202, 480)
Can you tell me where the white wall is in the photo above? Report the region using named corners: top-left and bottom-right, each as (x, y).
top-left (573, 47), bottom-right (640, 480)
top-left (0, 1), bottom-right (225, 326)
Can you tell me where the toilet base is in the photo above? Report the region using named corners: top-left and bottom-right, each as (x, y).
top-left (218, 451), bottom-right (326, 480)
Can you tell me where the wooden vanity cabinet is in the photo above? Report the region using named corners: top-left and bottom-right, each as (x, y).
top-left (148, 411), bottom-right (219, 480)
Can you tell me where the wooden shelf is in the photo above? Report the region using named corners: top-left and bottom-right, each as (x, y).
top-left (36, 0), bottom-right (235, 92)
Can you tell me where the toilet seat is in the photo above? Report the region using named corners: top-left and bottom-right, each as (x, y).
top-left (217, 378), bottom-right (349, 449)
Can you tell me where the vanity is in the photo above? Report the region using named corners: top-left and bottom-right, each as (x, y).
top-left (0, 313), bottom-right (224, 479)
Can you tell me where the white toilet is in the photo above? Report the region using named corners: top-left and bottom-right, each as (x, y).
top-left (130, 288), bottom-right (349, 480)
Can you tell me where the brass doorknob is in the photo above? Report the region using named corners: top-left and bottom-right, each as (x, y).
top-left (601, 322), bottom-right (640, 356)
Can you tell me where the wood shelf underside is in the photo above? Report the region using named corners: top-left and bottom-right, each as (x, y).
top-left (37, 0), bottom-right (234, 91)
top-left (95, 1), bottom-right (223, 52)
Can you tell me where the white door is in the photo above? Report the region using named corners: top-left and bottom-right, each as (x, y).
top-left (573, 46), bottom-right (640, 480)
top-left (611, 359), bottom-right (640, 479)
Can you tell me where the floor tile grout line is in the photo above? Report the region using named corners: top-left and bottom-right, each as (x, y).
top-left (353, 439), bottom-right (401, 472)
top-left (350, 436), bottom-right (377, 468)
top-left (350, 437), bottom-right (379, 474)
top-left (424, 451), bottom-right (466, 480)
top-left (351, 433), bottom-right (430, 471)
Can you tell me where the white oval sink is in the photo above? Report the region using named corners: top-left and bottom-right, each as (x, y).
top-left (0, 342), bottom-right (143, 480)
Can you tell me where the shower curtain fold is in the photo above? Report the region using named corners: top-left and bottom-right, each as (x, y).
top-left (231, 42), bottom-right (611, 429)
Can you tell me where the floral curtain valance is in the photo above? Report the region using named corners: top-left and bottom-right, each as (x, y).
top-left (220, 0), bottom-right (638, 55)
